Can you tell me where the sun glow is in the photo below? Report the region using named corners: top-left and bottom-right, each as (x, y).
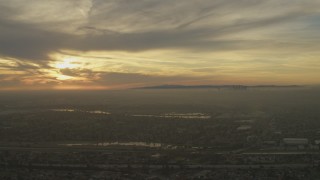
top-left (56, 74), bottom-right (74, 80)
top-left (54, 58), bottom-right (80, 69)
top-left (47, 57), bottom-right (83, 81)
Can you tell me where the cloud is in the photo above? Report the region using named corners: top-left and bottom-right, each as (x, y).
top-left (0, 18), bottom-right (68, 62)
top-left (0, 0), bottom-right (319, 62)
top-left (0, 0), bottom-right (320, 88)
top-left (0, 71), bottom-right (60, 90)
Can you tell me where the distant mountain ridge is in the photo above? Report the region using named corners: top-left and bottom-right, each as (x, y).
top-left (135, 84), bottom-right (302, 89)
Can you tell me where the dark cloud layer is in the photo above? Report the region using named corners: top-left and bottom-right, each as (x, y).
top-left (0, 0), bottom-right (319, 62)
top-left (0, 18), bottom-right (67, 62)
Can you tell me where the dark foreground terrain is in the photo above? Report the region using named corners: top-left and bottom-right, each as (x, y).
top-left (1, 87), bottom-right (320, 179)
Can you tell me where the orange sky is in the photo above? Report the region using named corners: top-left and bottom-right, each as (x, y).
top-left (1, 0), bottom-right (320, 90)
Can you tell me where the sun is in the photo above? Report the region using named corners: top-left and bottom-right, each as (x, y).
top-left (49, 57), bottom-right (82, 81)
top-left (55, 58), bottom-right (79, 69)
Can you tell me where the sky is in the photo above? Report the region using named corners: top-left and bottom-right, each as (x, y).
top-left (0, 0), bottom-right (320, 90)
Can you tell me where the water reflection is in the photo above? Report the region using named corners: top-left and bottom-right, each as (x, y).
top-left (60, 141), bottom-right (170, 148)
top-left (51, 109), bottom-right (75, 112)
top-left (133, 112), bottom-right (211, 119)
top-left (51, 109), bottom-right (110, 115)
top-left (98, 142), bottom-right (162, 147)
top-left (87, 110), bottom-right (110, 115)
